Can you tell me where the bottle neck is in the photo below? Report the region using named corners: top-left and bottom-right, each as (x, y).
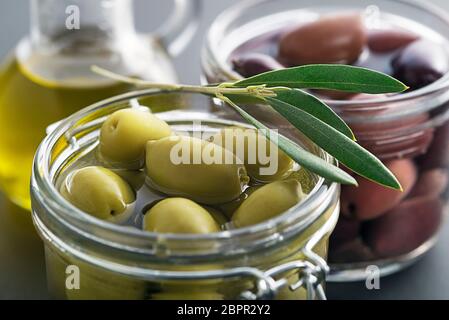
top-left (29, 0), bottom-right (135, 51)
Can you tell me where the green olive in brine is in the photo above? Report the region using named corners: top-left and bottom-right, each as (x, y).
top-left (60, 166), bottom-right (135, 222)
top-left (145, 136), bottom-right (249, 204)
top-left (232, 179), bottom-right (305, 228)
top-left (286, 167), bottom-right (317, 194)
top-left (144, 198), bottom-right (221, 234)
top-left (210, 127), bottom-right (294, 182)
top-left (99, 109), bottom-right (172, 168)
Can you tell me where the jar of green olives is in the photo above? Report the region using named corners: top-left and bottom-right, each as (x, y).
top-left (31, 90), bottom-right (339, 300)
top-left (202, 0), bottom-right (449, 281)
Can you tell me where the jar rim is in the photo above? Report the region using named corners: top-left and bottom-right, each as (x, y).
top-left (31, 88), bottom-right (338, 258)
top-left (203, 0), bottom-right (449, 109)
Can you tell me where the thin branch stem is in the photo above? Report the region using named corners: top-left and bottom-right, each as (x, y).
top-left (91, 66), bottom-right (279, 98)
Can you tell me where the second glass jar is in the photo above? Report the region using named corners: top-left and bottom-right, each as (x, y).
top-left (202, 0), bottom-right (449, 280)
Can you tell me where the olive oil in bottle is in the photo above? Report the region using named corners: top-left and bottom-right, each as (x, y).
top-left (0, 57), bottom-right (136, 209)
top-left (0, 0), bottom-right (185, 209)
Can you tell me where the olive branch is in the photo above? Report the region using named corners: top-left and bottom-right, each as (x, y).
top-left (92, 65), bottom-right (408, 190)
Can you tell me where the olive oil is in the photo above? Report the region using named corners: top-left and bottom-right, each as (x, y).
top-left (0, 57), bottom-right (134, 209)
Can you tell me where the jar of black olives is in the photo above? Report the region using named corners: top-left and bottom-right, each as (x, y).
top-left (202, 0), bottom-right (449, 281)
top-left (31, 90), bottom-right (339, 300)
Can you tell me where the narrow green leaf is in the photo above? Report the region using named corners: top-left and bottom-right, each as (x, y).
top-left (266, 97), bottom-right (402, 190)
top-left (233, 64), bottom-right (408, 94)
top-left (223, 89), bottom-right (354, 139)
top-left (273, 89), bottom-right (355, 140)
top-left (224, 97), bottom-right (358, 186)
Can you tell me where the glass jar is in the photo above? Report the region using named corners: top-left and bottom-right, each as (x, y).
top-left (0, 0), bottom-right (200, 210)
top-left (31, 90), bottom-right (339, 300)
top-left (201, 0), bottom-right (449, 281)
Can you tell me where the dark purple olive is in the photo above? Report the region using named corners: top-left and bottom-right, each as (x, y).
top-left (330, 216), bottom-right (360, 246)
top-left (329, 238), bottom-right (376, 263)
top-left (391, 40), bottom-right (449, 90)
top-left (341, 159), bottom-right (417, 220)
top-left (409, 169), bottom-right (448, 199)
top-left (363, 196), bottom-right (443, 257)
top-left (278, 13), bottom-right (366, 65)
top-left (231, 53), bottom-right (284, 77)
top-left (368, 29), bottom-right (419, 53)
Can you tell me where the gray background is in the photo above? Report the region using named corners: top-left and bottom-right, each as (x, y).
top-left (1, 0), bottom-right (449, 299)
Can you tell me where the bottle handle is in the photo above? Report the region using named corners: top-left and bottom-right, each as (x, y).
top-left (152, 0), bottom-right (202, 57)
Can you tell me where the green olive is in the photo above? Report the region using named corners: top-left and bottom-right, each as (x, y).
top-left (146, 136), bottom-right (249, 204)
top-left (99, 109), bottom-right (172, 168)
top-left (144, 198), bottom-right (221, 234)
top-left (211, 127), bottom-right (294, 182)
top-left (286, 168), bottom-right (317, 194)
top-left (60, 166), bottom-right (135, 222)
top-left (232, 179), bottom-right (305, 228)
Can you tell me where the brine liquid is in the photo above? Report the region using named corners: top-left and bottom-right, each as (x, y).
top-left (0, 57), bottom-right (135, 209)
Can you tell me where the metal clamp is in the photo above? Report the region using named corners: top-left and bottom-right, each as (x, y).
top-left (238, 203), bottom-right (340, 300)
top-left (239, 249), bottom-right (329, 300)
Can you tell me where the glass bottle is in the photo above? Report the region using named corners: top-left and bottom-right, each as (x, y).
top-left (0, 0), bottom-right (200, 209)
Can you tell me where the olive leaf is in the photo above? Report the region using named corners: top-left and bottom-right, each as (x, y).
top-left (233, 64), bottom-right (408, 93)
top-left (223, 96), bottom-right (358, 186)
top-left (269, 89), bottom-right (355, 140)
top-left (92, 64), bottom-right (407, 190)
top-left (225, 89), bottom-right (354, 140)
top-left (265, 96), bottom-right (402, 190)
